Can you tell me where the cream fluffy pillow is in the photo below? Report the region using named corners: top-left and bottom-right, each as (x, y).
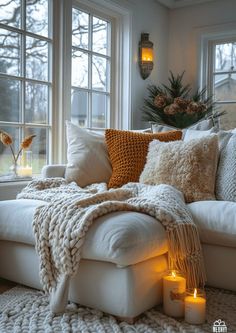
top-left (140, 135), bottom-right (219, 203)
top-left (65, 122), bottom-right (112, 187)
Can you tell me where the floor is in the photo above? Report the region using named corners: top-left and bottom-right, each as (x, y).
top-left (0, 278), bottom-right (17, 294)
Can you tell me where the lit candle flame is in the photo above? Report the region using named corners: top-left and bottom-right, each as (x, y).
top-left (194, 288), bottom-right (197, 298)
top-left (171, 271), bottom-right (176, 278)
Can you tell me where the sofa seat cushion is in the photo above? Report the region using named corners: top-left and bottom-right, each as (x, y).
top-left (188, 200), bottom-right (236, 248)
top-left (0, 199), bottom-right (168, 266)
top-left (0, 199), bottom-right (45, 245)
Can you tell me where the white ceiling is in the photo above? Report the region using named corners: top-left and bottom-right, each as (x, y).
top-left (156, 0), bottom-right (217, 9)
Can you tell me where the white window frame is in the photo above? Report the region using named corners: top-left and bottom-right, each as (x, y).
top-left (54, 0), bottom-right (132, 164)
top-left (0, 0), bottom-right (53, 171)
top-left (71, 3), bottom-right (112, 130)
top-left (0, 0), bottom-right (132, 170)
top-left (71, 0), bottom-right (132, 132)
top-left (200, 24), bottom-right (236, 129)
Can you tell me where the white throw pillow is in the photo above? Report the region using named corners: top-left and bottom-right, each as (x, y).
top-left (65, 122), bottom-right (112, 187)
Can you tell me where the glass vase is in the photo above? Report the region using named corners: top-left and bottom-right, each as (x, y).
top-left (9, 162), bottom-right (20, 178)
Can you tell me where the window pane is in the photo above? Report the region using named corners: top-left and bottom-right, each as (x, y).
top-left (0, 29), bottom-right (20, 76)
top-left (0, 0), bottom-right (20, 28)
top-left (26, 36), bottom-right (48, 81)
top-left (217, 103), bottom-right (236, 130)
top-left (25, 127), bottom-right (47, 174)
top-left (0, 126), bottom-right (20, 176)
top-left (71, 50), bottom-right (88, 88)
top-left (92, 93), bottom-right (106, 128)
top-left (92, 56), bottom-right (108, 92)
top-left (25, 82), bottom-right (48, 124)
top-left (0, 78), bottom-right (20, 122)
top-left (214, 73), bottom-right (236, 101)
top-left (71, 89), bottom-right (88, 127)
top-left (215, 42), bottom-right (236, 72)
top-left (93, 16), bottom-right (108, 55)
top-left (72, 8), bottom-right (89, 49)
top-left (26, 0), bottom-right (49, 37)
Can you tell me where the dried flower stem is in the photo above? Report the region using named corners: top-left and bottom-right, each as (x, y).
top-left (9, 145), bottom-right (17, 164)
top-left (15, 147), bottom-right (23, 164)
top-left (0, 130), bottom-right (36, 170)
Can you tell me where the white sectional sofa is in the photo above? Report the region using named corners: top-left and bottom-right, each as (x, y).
top-left (0, 164), bottom-right (236, 320)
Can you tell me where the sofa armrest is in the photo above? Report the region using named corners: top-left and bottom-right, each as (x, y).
top-left (41, 164), bottom-right (66, 178)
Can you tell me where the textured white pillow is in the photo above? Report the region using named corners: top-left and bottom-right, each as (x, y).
top-left (216, 134), bottom-right (236, 201)
top-left (65, 122), bottom-right (112, 187)
top-left (140, 136), bottom-right (219, 203)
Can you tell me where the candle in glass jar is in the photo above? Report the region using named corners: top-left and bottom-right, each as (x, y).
top-left (18, 151), bottom-right (33, 177)
top-left (185, 288), bottom-right (206, 324)
top-left (163, 270), bottom-right (186, 317)
top-left (18, 166), bottom-right (32, 177)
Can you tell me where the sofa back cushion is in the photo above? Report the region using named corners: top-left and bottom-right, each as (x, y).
top-left (216, 134), bottom-right (236, 201)
top-left (105, 129), bottom-right (182, 188)
top-left (152, 119), bottom-right (216, 137)
top-left (184, 129), bottom-right (232, 150)
top-left (65, 122), bottom-right (112, 187)
top-left (140, 135), bottom-right (219, 203)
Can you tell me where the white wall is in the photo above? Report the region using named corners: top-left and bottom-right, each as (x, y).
top-left (168, 0), bottom-right (236, 89)
top-left (129, 0), bottom-right (169, 129)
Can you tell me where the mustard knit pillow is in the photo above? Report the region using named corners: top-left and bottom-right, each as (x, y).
top-left (105, 129), bottom-right (182, 188)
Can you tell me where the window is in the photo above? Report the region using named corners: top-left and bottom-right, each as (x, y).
top-left (0, 0), bottom-right (52, 175)
top-left (71, 5), bottom-right (111, 129)
top-left (0, 0), bottom-right (131, 177)
top-left (204, 38), bottom-right (236, 130)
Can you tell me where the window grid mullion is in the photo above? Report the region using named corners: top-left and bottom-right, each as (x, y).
top-left (88, 13), bottom-right (93, 127)
top-left (106, 21), bottom-right (111, 128)
top-left (213, 70), bottom-right (236, 75)
top-left (208, 41), bottom-right (214, 100)
top-left (21, 0), bottom-right (26, 140)
top-left (0, 121), bottom-right (51, 128)
top-left (0, 73), bottom-right (52, 86)
top-left (72, 45), bottom-right (111, 60)
top-left (215, 101), bottom-right (236, 105)
top-left (71, 85), bottom-right (110, 96)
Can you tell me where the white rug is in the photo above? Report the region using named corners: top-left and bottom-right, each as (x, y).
top-left (0, 286), bottom-right (236, 333)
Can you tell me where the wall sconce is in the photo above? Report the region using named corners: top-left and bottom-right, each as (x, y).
top-left (139, 33), bottom-right (154, 80)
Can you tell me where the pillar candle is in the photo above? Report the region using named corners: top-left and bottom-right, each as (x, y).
top-left (185, 288), bottom-right (206, 324)
top-left (163, 270), bottom-right (186, 317)
top-left (18, 166), bottom-right (32, 177)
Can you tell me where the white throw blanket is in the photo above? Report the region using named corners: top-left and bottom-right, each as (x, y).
top-left (18, 178), bottom-right (206, 313)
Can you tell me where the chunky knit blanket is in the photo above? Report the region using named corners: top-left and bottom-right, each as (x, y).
top-left (18, 178), bottom-right (206, 313)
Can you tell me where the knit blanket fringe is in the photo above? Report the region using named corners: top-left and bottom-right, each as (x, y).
top-left (17, 178), bottom-right (206, 313)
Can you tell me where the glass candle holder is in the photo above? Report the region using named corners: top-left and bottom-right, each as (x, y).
top-left (185, 288), bottom-right (206, 324)
top-left (18, 150), bottom-right (33, 178)
top-left (163, 270), bottom-right (186, 317)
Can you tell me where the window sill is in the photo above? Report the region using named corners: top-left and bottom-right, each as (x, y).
top-left (0, 178), bottom-right (30, 201)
